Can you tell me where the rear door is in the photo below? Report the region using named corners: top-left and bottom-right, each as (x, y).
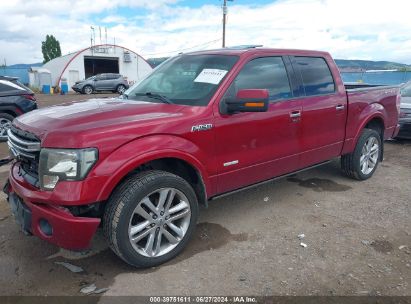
top-left (290, 56), bottom-right (347, 167)
top-left (95, 74), bottom-right (110, 90)
top-left (214, 56), bottom-right (303, 194)
top-left (106, 74), bottom-right (120, 90)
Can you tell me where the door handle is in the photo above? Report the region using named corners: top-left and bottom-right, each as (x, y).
top-left (290, 111), bottom-right (301, 118)
top-left (336, 104), bottom-right (345, 111)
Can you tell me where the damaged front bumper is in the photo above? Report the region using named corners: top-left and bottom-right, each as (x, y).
top-left (4, 166), bottom-right (101, 250)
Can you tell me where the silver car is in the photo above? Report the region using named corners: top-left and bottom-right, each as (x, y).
top-left (72, 73), bottom-right (129, 95)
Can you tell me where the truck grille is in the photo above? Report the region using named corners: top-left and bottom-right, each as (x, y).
top-left (7, 125), bottom-right (41, 187)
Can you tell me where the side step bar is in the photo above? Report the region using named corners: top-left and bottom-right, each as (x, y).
top-left (210, 160), bottom-right (332, 201)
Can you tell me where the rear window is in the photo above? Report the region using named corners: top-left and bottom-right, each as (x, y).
top-left (295, 57), bottom-right (335, 96)
top-left (107, 74), bottom-right (120, 80)
top-left (0, 79), bottom-right (28, 94)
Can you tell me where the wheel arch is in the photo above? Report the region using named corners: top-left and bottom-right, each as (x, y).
top-left (0, 106), bottom-right (20, 117)
top-left (96, 149), bottom-right (210, 207)
top-left (354, 115), bottom-right (385, 161)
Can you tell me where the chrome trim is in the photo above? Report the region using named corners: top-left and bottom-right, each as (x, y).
top-left (223, 160), bottom-right (239, 167)
top-left (7, 129), bottom-right (40, 151)
top-left (7, 142), bottom-right (36, 159)
top-left (7, 128), bottom-right (40, 161)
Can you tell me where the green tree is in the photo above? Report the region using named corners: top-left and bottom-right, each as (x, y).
top-left (41, 35), bottom-right (62, 63)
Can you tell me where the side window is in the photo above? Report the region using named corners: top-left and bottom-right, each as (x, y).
top-left (0, 80), bottom-right (23, 93)
top-left (295, 57), bottom-right (335, 96)
top-left (0, 83), bottom-right (10, 93)
top-left (95, 75), bottom-right (105, 81)
top-left (107, 74), bottom-right (119, 80)
top-left (226, 57), bottom-right (292, 101)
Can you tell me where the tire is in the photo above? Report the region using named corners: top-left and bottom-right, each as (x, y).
top-left (117, 84), bottom-right (126, 94)
top-left (103, 170), bottom-right (199, 268)
top-left (82, 85), bottom-right (93, 95)
top-left (341, 128), bottom-right (382, 180)
top-left (0, 112), bottom-right (15, 142)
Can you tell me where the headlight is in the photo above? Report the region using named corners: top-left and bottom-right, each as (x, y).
top-left (39, 148), bottom-right (98, 190)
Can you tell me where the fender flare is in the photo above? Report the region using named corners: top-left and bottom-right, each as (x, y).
top-left (93, 136), bottom-right (211, 202)
top-left (345, 104), bottom-right (387, 154)
top-left (0, 105), bottom-right (21, 116)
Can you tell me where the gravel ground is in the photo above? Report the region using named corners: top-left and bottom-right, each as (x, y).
top-left (0, 93), bottom-right (409, 297)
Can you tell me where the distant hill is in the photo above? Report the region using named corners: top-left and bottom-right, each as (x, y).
top-left (146, 57), bottom-right (411, 71)
top-left (6, 59), bottom-right (411, 72)
top-left (335, 59), bottom-right (411, 72)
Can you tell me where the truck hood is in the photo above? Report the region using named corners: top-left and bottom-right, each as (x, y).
top-left (14, 97), bottom-right (196, 148)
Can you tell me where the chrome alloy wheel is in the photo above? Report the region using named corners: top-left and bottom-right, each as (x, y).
top-left (128, 188), bottom-right (191, 258)
top-left (0, 118), bottom-right (12, 140)
top-left (360, 136), bottom-right (379, 175)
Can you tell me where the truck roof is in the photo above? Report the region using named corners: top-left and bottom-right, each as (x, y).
top-left (187, 46), bottom-right (331, 57)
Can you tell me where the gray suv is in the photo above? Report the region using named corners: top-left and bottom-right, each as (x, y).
top-left (72, 73), bottom-right (129, 94)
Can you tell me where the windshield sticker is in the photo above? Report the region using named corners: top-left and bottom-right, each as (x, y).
top-left (194, 69), bottom-right (228, 85)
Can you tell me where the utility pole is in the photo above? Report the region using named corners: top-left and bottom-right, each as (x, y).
top-left (222, 0), bottom-right (233, 48)
top-left (222, 0), bottom-right (227, 48)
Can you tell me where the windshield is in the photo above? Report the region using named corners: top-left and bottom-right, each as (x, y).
top-left (125, 54), bottom-right (238, 106)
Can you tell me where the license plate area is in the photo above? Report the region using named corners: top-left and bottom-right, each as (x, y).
top-left (9, 193), bottom-right (32, 235)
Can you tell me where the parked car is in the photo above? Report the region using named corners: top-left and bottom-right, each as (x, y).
top-left (4, 47), bottom-right (400, 268)
top-left (71, 73), bottom-right (129, 94)
top-left (397, 81), bottom-right (411, 139)
top-left (0, 76), bottom-right (37, 141)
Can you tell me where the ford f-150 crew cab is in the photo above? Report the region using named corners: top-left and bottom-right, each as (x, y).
top-left (4, 47), bottom-right (401, 267)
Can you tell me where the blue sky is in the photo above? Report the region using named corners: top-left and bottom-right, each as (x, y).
top-left (1, 0), bottom-right (410, 64)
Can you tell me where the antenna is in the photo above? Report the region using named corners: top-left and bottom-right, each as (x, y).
top-left (105, 27), bottom-right (107, 45)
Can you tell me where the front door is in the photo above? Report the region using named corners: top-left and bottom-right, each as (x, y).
top-left (214, 56), bottom-right (303, 194)
top-left (95, 74), bottom-right (111, 90)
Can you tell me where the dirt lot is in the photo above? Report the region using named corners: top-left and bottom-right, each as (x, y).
top-left (0, 93), bottom-right (410, 297)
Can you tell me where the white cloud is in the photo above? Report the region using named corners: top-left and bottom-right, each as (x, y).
top-left (1, 0), bottom-right (411, 64)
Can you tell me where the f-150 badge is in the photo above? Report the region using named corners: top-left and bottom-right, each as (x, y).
top-left (191, 124), bottom-right (213, 132)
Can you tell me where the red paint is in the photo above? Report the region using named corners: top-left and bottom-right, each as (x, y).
top-left (8, 164), bottom-right (100, 249)
top-left (9, 48), bottom-right (400, 250)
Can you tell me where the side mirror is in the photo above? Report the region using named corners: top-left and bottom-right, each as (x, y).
top-left (222, 89), bottom-right (269, 114)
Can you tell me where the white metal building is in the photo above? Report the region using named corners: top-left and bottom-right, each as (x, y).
top-left (42, 44), bottom-right (153, 91)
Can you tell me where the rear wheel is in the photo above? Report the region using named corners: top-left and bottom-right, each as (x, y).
top-left (82, 85), bottom-right (93, 95)
top-left (117, 84), bottom-right (126, 94)
top-left (104, 170), bottom-right (199, 268)
top-left (0, 113), bottom-right (14, 141)
top-left (341, 128), bottom-right (382, 180)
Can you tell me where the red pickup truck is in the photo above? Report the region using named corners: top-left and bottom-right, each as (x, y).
top-left (5, 47), bottom-right (400, 267)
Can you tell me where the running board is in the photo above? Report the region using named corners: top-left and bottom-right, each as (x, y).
top-left (210, 160), bottom-right (332, 200)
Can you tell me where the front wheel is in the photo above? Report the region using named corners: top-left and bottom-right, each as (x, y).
top-left (341, 128), bottom-right (382, 180)
top-left (82, 85), bottom-right (93, 95)
top-left (103, 170), bottom-right (199, 268)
